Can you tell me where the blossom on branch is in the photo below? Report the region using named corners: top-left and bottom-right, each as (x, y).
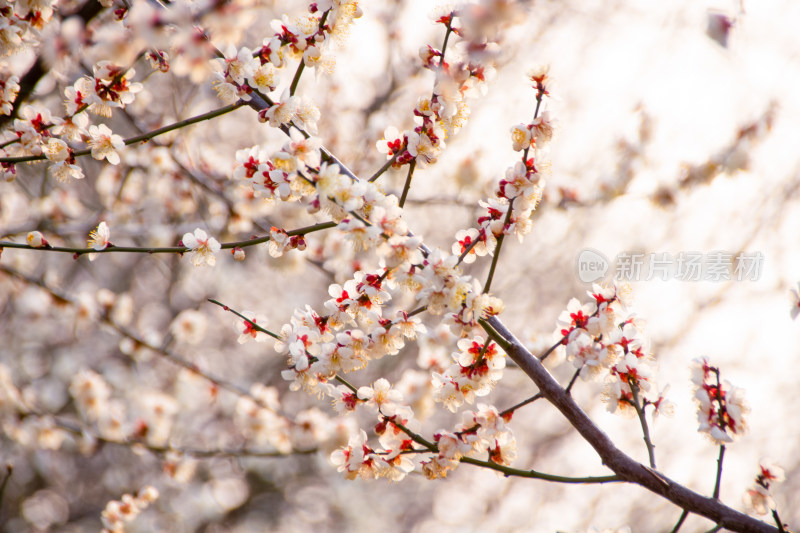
top-left (743, 458), bottom-right (785, 515)
top-left (86, 222), bottom-right (111, 261)
top-left (87, 124), bottom-right (124, 165)
top-left (26, 231), bottom-right (48, 248)
top-left (181, 228), bottom-right (221, 267)
top-left (691, 357), bottom-right (749, 444)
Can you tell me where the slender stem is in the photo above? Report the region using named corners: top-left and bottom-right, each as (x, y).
top-left (0, 102), bottom-right (245, 165)
top-left (408, 305), bottom-right (428, 317)
top-left (459, 457), bottom-right (621, 484)
top-left (207, 299), bottom-right (281, 340)
top-left (712, 444), bottom-right (726, 500)
top-left (456, 233), bottom-right (483, 265)
top-left (482, 197), bottom-right (515, 293)
top-left (440, 27), bottom-right (453, 67)
top-left (670, 510), bottom-right (689, 533)
top-left (630, 380), bottom-right (657, 468)
top-left (289, 62), bottom-right (306, 97)
top-left (289, 9), bottom-right (329, 96)
top-left (334, 375), bottom-right (359, 394)
top-left (499, 393), bottom-right (543, 417)
top-left (772, 510), bottom-right (786, 533)
top-left (0, 221), bottom-right (336, 256)
top-left (390, 417), bottom-right (616, 485)
top-left (564, 367), bottom-right (582, 395)
top-left (398, 160), bottom-right (416, 208)
top-left (538, 337), bottom-right (564, 362)
top-left (369, 151), bottom-right (400, 182)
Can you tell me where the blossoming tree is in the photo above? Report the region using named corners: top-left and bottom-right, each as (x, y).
top-left (0, 0), bottom-right (795, 531)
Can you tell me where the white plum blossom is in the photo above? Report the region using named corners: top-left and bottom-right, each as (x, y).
top-left (235, 311), bottom-right (270, 344)
top-left (182, 228), bottom-right (221, 266)
top-left (42, 138), bottom-right (70, 162)
top-left (88, 124), bottom-right (124, 165)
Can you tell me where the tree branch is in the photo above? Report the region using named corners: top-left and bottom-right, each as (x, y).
top-left (481, 316), bottom-right (778, 533)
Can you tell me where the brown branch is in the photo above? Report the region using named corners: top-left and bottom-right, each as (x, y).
top-left (482, 316), bottom-right (778, 533)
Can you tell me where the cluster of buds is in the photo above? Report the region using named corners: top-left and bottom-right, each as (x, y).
top-left (691, 357), bottom-right (749, 444)
top-left (268, 226), bottom-right (307, 258)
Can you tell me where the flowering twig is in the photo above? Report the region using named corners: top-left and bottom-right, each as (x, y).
top-left (539, 303), bottom-right (604, 362)
top-left (713, 444), bottom-right (726, 500)
top-left (207, 299), bottom-right (280, 340)
top-left (629, 380), bottom-right (657, 468)
top-left (398, 160), bottom-right (416, 208)
top-left (387, 414), bottom-right (621, 484)
top-left (289, 9), bottom-right (330, 96)
top-left (0, 103), bottom-right (246, 165)
top-left (0, 221), bottom-right (336, 256)
top-left (482, 197), bottom-right (515, 293)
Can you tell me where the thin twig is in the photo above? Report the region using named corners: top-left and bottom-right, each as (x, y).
top-left (670, 509), bottom-right (690, 533)
top-left (713, 444), bottom-right (726, 500)
top-left (630, 381), bottom-right (657, 469)
top-left (0, 221), bottom-right (336, 256)
top-left (482, 197), bottom-right (515, 293)
top-left (1, 103), bottom-right (246, 165)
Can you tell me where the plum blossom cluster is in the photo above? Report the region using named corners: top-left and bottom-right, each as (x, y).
top-left (376, 6), bottom-right (498, 170)
top-left (432, 337), bottom-right (505, 412)
top-left (68, 61), bottom-right (143, 118)
top-left (3, 62), bottom-right (140, 183)
top-left (691, 357), bottom-right (749, 444)
top-left (0, 0), bottom-right (57, 57)
top-left (330, 426), bottom-right (415, 482)
top-left (231, 128), bottom-right (328, 206)
top-left (424, 404), bottom-right (516, 479)
top-left (452, 67), bottom-right (550, 265)
top-left (554, 284), bottom-right (626, 379)
top-left (100, 486), bottom-right (158, 533)
top-left (743, 459), bottom-right (785, 516)
top-left (211, 1), bottom-right (360, 112)
top-left (552, 284), bottom-right (674, 418)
